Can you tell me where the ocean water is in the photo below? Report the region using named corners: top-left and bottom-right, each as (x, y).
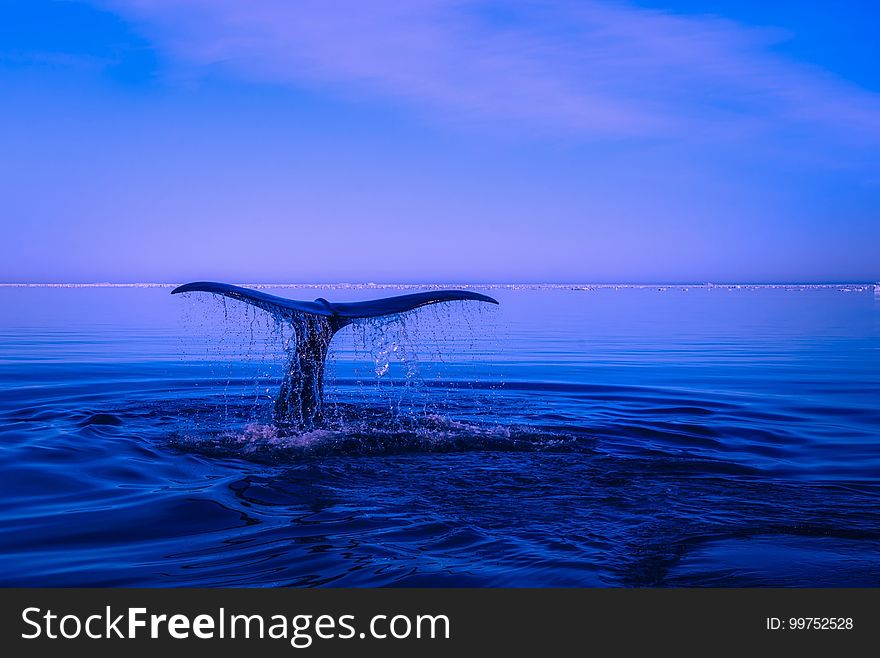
top-left (1, 284), bottom-right (879, 587)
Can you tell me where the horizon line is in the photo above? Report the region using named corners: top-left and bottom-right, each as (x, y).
top-left (0, 282), bottom-right (878, 288)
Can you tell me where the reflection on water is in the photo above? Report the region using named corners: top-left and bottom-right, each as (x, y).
top-left (0, 285), bottom-right (879, 586)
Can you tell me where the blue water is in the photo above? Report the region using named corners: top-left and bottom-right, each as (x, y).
top-left (1, 284), bottom-right (879, 586)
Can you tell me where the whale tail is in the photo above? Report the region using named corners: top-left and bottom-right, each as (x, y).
top-left (172, 282), bottom-right (498, 429)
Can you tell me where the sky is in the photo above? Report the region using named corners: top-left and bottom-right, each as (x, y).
top-left (1, 0), bottom-right (878, 283)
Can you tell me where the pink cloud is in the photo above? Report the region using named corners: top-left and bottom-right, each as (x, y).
top-left (98, 0), bottom-right (880, 140)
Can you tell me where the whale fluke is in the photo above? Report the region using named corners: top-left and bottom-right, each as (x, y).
top-left (172, 282), bottom-right (498, 429)
top-left (171, 281), bottom-right (498, 318)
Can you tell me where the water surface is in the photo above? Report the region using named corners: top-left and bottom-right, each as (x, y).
top-left (1, 284), bottom-right (878, 586)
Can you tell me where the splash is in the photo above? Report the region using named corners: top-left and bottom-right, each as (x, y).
top-left (169, 409), bottom-right (580, 461)
top-left (174, 283), bottom-right (501, 436)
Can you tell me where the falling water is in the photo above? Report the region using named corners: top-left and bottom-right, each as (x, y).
top-left (172, 291), bottom-right (503, 455)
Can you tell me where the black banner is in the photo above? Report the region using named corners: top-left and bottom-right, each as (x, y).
top-left (1, 588), bottom-right (876, 655)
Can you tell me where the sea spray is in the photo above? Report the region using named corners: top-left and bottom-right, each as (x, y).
top-left (178, 291), bottom-right (501, 441)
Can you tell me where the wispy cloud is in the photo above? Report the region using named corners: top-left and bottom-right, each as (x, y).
top-left (97, 0), bottom-right (880, 141)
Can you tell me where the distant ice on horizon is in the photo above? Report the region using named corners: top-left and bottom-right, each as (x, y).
top-left (0, 282), bottom-right (876, 292)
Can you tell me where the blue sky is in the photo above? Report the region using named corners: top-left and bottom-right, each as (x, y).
top-left (1, 0), bottom-right (878, 283)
